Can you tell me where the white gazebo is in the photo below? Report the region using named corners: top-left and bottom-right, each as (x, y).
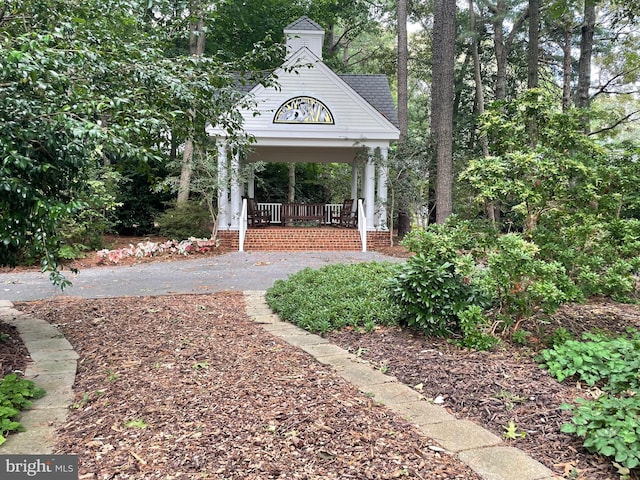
top-left (208, 16), bottom-right (400, 251)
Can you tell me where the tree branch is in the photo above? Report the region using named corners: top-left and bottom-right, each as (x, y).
top-left (588, 110), bottom-right (640, 136)
top-left (591, 67), bottom-right (640, 100)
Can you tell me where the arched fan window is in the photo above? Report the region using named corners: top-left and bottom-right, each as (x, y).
top-left (273, 96), bottom-right (334, 124)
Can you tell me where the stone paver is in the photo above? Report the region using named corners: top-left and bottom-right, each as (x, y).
top-left (459, 446), bottom-right (562, 480)
top-left (244, 291), bottom-right (558, 480)
top-left (1, 303), bottom-right (76, 454)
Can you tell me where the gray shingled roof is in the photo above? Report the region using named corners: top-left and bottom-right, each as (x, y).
top-left (338, 74), bottom-right (399, 128)
top-left (284, 16), bottom-right (324, 32)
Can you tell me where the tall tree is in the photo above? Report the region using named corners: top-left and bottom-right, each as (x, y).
top-left (396, 0), bottom-right (412, 238)
top-left (431, 0), bottom-right (457, 223)
top-left (576, 0), bottom-right (596, 111)
top-left (488, 0), bottom-right (529, 101)
top-left (527, 0), bottom-right (540, 147)
top-left (177, 1), bottom-right (206, 205)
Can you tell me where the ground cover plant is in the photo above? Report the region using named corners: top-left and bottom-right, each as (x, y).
top-left (266, 262), bottom-right (401, 333)
top-left (540, 330), bottom-right (640, 473)
top-left (0, 374), bottom-right (45, 445)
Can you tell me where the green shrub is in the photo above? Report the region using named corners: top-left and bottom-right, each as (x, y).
top-left (0, 374), bottom-right (46, 445)
top-left (401, 216), bottom-right (498, 259)
top-left (388, 252), bottom-right (491, 337)
top-left (457, 304), bottom-right (500, 350)
top-left (58, 167), bottom-right (124, 255)
top-left (539, 330), bottom-right (640, 394)
top-left (533, 217), bottom-right (640, 301)
top-left (155, 201), bottom-right (213, 239)
top-left (561, 394), bottom-right (640, 470)
top-left (265, 262), bottom-right (400, 333)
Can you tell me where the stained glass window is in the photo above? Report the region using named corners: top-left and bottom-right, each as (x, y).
top-left (273, 96), bottom-right (334, 124)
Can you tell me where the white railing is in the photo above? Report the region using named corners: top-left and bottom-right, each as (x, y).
top-left (257, 203), bottom-right (342, 225)
top-left (358, 198), bottom-right (367, 252)
top-left (239, 198), bottom-right (248, 252)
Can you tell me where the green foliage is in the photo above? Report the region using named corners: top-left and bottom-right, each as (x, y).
top-left (388, 252), bottom-right (490, 337)
top-left (561, 394), bottom-right (640, 470)
top-left (533, 216), bottom-right (640, 301)
top-left (57, 167), bottom-right (124, 258)
top-left (0, 0), bottom-right (281, 286)
top-left (400, 216), bottom-right (498, 258)
top-left (540, 330), bottom-right (640, 394)
top-left (155, 202), bottom-right (213, 240)
top-left (457, 305), bottom-right (500, 350)
top-left (546, 327), bottom-right (575, 348)
top-left (266, 262), bottom-right (400, 333)
top-left (395, 221), bottom-right (577, 348)
top-left (482, 234), bottom-right (581, 319)
top-left (0, 374), bottom-right (46, 445)
top-left (542, 329), bottom-right (640, 470)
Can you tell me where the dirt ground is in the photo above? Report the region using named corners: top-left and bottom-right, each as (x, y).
top-left (2, 240), bottom-right (639, 479)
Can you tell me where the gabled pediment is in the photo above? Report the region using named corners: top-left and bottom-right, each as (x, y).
top-left (236, 47), bottom-right (399, 143)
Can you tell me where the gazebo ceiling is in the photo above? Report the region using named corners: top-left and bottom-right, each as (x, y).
top-left (246, 145), bottom-right (365, 164)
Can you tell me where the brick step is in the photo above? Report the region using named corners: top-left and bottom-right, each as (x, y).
top-left (244, 228), bottom-right (361, 251)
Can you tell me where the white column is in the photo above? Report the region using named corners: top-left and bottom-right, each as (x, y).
top-left (217, 143), bottom-right (229, 229)
top-left (364, 151), bottom-right (376, 229)
top-left (351, 162), bottom-right (359, 200)
top-left (376, 147), bottom-right (389, 230)
top-left (247, 167), bottom-right (255, 199)
top-left (230, 152), bottom-right (241, 229)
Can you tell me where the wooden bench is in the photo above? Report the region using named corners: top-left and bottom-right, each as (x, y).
top-left (280, 203), bottom-right (325, 225)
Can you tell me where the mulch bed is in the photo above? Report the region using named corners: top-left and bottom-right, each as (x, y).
top-left (0, 321), bottom-right (30, 376)
top-left (13, 293), bottom-right (480, 479)
top-left (326, 300), bottom-right (640, 480)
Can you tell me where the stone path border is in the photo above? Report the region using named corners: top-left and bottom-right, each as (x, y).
top-left (0, 300), bottom-right (77, 454)
top-left (244, 291), bottom-right (562, 480)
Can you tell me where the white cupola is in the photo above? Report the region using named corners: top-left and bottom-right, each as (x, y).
top-left (284, 16), bottom-right (325, 60)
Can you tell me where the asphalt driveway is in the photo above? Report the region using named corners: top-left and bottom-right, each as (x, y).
top-left (0, 251), bottom-right (405, 302)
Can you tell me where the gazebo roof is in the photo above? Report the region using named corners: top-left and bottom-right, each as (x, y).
top-left (338, 74), bottom-right (399, 128)
top-left (211, 17), bottom-right (399, 145)
top-left (284, 16), bottom-right (323, 32)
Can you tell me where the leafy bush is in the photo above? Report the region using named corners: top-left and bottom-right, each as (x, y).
top-left (0, 374), bottom-right (46, 445)
top-left (561, 394), bottom-right (640, 470)
top-left (155, 201), bottom-right (213, 239)
top-left (266, 262), bottom-right (400, 333)
top-left (401, 216), bottom-right (498, 259)
top-left (388, 252), bottom-right (491, 337)
top-left (58, 167), bottom-right (124, 257)
top-left (541, 330), bottom-right (640, 471)
top-left (533, 216), bottom-right (640, 301)
top-left (481, 234), bottom-right (581, 320)
top-left (539, 330), bottom-right (640, 394)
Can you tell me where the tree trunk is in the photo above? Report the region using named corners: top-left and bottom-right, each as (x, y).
top-left (576, 0), bottom-right (595, 130)
top-left (562, 20), bottom-right (573, 112)
top-left (432, 0), bottom-right (456, 224)
top-left (177, 137), bottom-right (194, 205)
top-left (492, 0), bottom-right (507, 101)
top-left (527, 0), bottom-right (540, 147)
top-left (177, 3), bottom-right (206, 205)
top-left (527, 0), bottom-right (539, 90)
top-left (396, 0), bottom-right (412, 239)
top-left (469, 0), bottom-right (488, 157)
top-left (490, 2), bottom-right (529, 102)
